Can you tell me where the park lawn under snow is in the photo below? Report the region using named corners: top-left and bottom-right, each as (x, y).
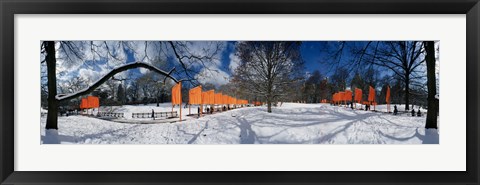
top-left (40, 103), bottom-right (438, 144)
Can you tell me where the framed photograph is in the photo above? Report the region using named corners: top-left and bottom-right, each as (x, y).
top-left (1, 0), bottom-right (478, 184)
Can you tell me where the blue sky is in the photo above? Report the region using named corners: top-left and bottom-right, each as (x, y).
top-left (300, 42), bottom-right (329, 75)
top-left (217, 41), bottom-right (333, 76)
top-left (223, 41), bottom-right (355, 78)
top-left (49, 41), bottom-right (390, 89)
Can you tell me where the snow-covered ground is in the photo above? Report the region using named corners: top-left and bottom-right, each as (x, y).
top-left (41, 103), bottom-right (439, 144)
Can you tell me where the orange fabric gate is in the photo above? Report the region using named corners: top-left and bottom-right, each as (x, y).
top-left (171, 82), bottom-right (182, 121)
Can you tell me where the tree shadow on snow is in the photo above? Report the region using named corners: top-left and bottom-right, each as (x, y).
top-left (377, 128), bottom-right (439, 144)
top-left (258, 109), bottom-right (376, 129)
top-left (237, 117), bottom-right (258, 144)
top-left (198, 106), bottom-right (394, 144)
top-left (41, 124), bottom-right (142, 144)
top-left (174, 121), bottom-right (210, 144)
top-left (231, 109), bottom-right (375, 144)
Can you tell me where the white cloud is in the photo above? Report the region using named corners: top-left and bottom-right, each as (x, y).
top-left (228, 53), bottom-right (241, 73)
top-left (78, 68), bottom-right (102, 83)
top-left (195, 67), bottom-right (230, 87)
top-left (52, 41), bottom-right (231, 90)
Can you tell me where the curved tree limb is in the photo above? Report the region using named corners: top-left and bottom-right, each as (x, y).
top-left (163, 67), bottom-right (176, 85)
top-left (55, 62), bottom-right (179, 102)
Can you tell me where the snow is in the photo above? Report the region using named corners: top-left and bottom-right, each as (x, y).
top-left (41, 103), bottom-right (439, 144)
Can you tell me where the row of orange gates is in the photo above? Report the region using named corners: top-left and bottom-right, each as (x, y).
top-left (78, 82), bottom-right (263, 121)
top-left (172, 82), bottom-right (262, 121)
top-left (329, 86), bottom-right (392, 112)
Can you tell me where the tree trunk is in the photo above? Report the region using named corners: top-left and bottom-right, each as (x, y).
top-left (45, 41), bottom-right (58, 130)
top-left (266, 82), bottom-right (272, 113)
top-left (267, 97), bottom-right (272, 113)
top-left (424, 41), bottom-right (438, 129)
top-left (404, 75), bottom-right (410, 111)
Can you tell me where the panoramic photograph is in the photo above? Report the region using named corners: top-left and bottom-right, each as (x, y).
top-left (40, 41), bottom-right (439, 144)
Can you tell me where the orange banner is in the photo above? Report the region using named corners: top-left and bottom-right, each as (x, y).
top-left (201, 92), bottom-right (208, 105)
top-left (386, 85), bottom-right (391, 104)
top-left (80, 98), bottom-right (88, 109)
top-left (171, 82), bottom-right (182, 105)
top-left (87, 96), bottom-right (99, 108)
top-left (338, 92), bottom-right (345, 102)
top-left (87, 96), bottom-right (94, 108)
top-left (80, 96), bottom-right (99, 109)
top-left (237, 99), bottom-right (247, 105)
top-left (203, 90), bottom-right (214, 104)
top-left (355, 88), bottom-right (363, 103)
top-left (189, 86), bottom-right (202, 105)
top-left (368, 86), bottom-right (376, 102)
top-left (222, 95), bottom-right (228, 105)
top-left (209, 90), bottom-right (215, 104)
top-left (214, 93), bottom-right (223, 105)
top-left (344, 90), bottom-right (352, 101)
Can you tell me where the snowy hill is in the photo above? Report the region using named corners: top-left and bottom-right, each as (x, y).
top-left (41, 103), bottom-right (438, 144)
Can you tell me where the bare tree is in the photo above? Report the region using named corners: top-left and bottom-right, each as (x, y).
top-left (42, 41), bottom-right (223, 131)
top-left (363, 41), bottom-right (425, 110)
top-left (126, 82), bottom-right (140, 103)
top-left (233, 41), bottom-right (304, 113)
top-left (304, 70), bottom-right (323, 103)
top-left (321, 41), bottom-right (426, 110)
top-left (201, 82), bottom-right (217, 91)
top-left (105, 79), bottom-right (119, 103)
top-left (330, 67), bottom-right (349, 92)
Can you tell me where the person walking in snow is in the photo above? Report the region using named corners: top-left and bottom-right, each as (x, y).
top-left (152, 109), bottom-right (155, 120)
top-left (417, 109), bottom-right (422, 117)
top-left (393, 105), bottom-right (398, 115)
top-left (411, 109), bottom-right (415, 117)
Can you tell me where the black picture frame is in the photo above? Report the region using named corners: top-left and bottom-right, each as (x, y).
top-left (1, 0), bottom-right (478, 184)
